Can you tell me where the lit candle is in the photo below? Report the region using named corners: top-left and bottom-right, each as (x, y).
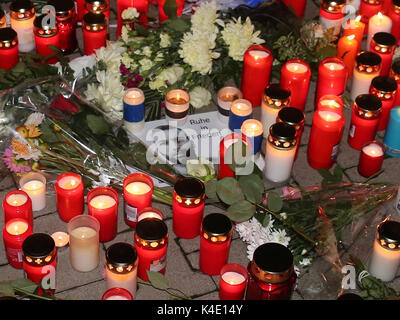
top-left (358, 140), bottom-right (385, 176)
top-left (217, 87), bottom-right (243, 124)
top-left (228, 99), bottom-right (253, 132)
top-left (0, 28), bottom-right (19, 71)
top-left (337, 35), bottom-right (358, 79)
top-left (383, 106), bottom-right (400, 157)
top-left (34, 14), bottom-right (60, 65)
top-left (137, 207), bottom-right (163, 222)
top-left (10, 0), bottom-right (35, 53)
top-left (85, 0), bottom-right (110, 21)
top-left (241, 45), bottom-right (273, 107)
top-left (83, 12), bottom-right (107, 56)
top-left (240, 119), bottom-right (263, 155)
top-left (264, 123), bottom-right (297, 184)
top-left (199, 213), bottom-right (232, 276)
top-left (165, 89), bottom-right (190, 126)
top-left (19, 172), bottom-right (47, 212)
top-left (319, 0), bottom-right (346, 37)
top-left (350, 51), bottom-right (382, 101)
top-left (370, 32), bottom-right (396, 76)
top-left (51, 231), bottom-right (69, 252)
top-left (6, 193), bottom-right (28, 206)
top-left (123, 173), bottom-right (154, 228)
top-left (219, 264), bottom-right (248, 300)
top-left (388, 0), bottom-right (400, 43)
top-left (87, 187), bottom-right (119, 242)
top-left (317, 95), bottom-right (344, 113)
top-left (116, 0), bottom-right (149, 37)
top-left (343, 15), bottom-right (365, 53)
top-left (68, 215), bottom-right (100, 272)
top-left (158, 0), bottom-right (184, 22)
top-left (369, 220), bottom-right (400, 282)
top-left (102, 287), bottom-right (134, 300)
top-left (261, 84), bottom-right (291, 138)
top-left (105, 242), bottom-right (138, 297)
top-left (280, 59), bottom-right (311, 111)
top-left (348, 94), bottom-right (382, 151)
top-left (123, 88), bottom-right (145, 133)
top-left (367, 12), bottom-right (392, 49)
top-left (55, 172), bottom-right (84, 223)
top-left (3, 190), bottom-right (33, 229)
top-left (3, 218), bottom-right (33, 269)
top-left (359, 0), bottom-right (384, 32)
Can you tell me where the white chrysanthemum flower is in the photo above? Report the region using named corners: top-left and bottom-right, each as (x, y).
top-left (221, 16), bottom-right (265, 61)
top-left (121, 25), bottom-right (131, 43)
top-left (189, 86), bottom-right (212, 109)
top-left (162, 64), bottom-right (184, 84)
top-left (299, 258), bottom-right (311, 266)
top-left (139, 58), bottom-right (153, 72)
top-left (160, 33), bottom-right (171, 48)
top-left (270, 230), bottom-right (291, 247)
top-left (191, 0), bottom-right (222, 35)
top-left (149, 76), bottom-right (166, 91)
top-left (142, 46), bottom-right (152, 57)
top-left (155, 52), bottom-right (164, 62)
top-left (25, 113), bottom-right (45, 126)
top-left (186, 158), bottom-right (215, 178)
top-left (121, 52), bottom-right (136, 69)
top-left (122, 7), bottom-right (139, 20)
top-left (94, 41), bottom-right (125, 73)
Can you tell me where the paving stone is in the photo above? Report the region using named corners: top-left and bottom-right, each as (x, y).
top-left (0, 264), bottom-right (25, 282)
top-left (0, 175), bottom-right (16, 191)
top-left (292, 146), bottom-right (323, 187)
top-left (194, 291), bottom-right (219, 300)
top-left (55, 279), bottom-right (105, 300)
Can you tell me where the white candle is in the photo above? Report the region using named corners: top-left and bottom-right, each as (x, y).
top-left (249, 50), bottom-right (269, 60)
top-left (6, 220), bottom-right (28, 235)
top-left (261, 93), bottom-right (287, 139)
top-left (69, 226), bottom-right (100, 272)
top-left (241, 119), bottom-right (264, 137)
top-left (367, 12), bottom-right (392, 50)
top-left (6, 194), bottom-right (28, 206)
top-left (57, 176), bottom-right (81, 190)
top-left (125, 182), bottom-right (152, 195)
top-left (264, 142), bottom-right (296, 183)
top-left (105, 295), bottom-right (130, 300)
top-left (51, 232), bottom-right (70, 249)
top-left (165, 89), bottom-right (190, 126)
top-left (10, 16), bottom-right (35, 52)
top-left (362, 143), bottom-right (384, 157)
top-left (350, 68), bottom-right (380, 102)
top-left (20, 173), bottom-right (46, 211)
top-left (217, 87), bottom-right (242, 124)
top-left (221, 271), bottom-right (246, 285)
top-left (286, 62), bottom-right (308, 73)
top-left (89, 195), bottom-right (117, 209)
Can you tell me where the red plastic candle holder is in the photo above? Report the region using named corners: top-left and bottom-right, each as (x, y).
top-left (137, 207), bottom-right (164, 222)
top-left (348, 94), bottom-right (382, 150)
top-left (245, 243), bottom-right (297, 300)
top-left (319, 0), bottom-right (346, 37)
top-left (74, 0), bottom-right (85, 21)
top-left (358, 140), bottom-right (385, 177)
top-left (85, 0), bottom-right (110, 19)
top-left (241, 44), bottom-right (273, 107)
top-left (370, 32), bottom-right (396, 76)
top-left (280, 59), bottom-right (311, 112)
top-left (55, 172), bottom-right (84, 223)
top-left (158, 0), bottom-right (184, 22)
top-left (360, 0), bottom-right (384, 30)
top-left (87, 186), bottom-right (119, 243)
top-left (317, 94), bottom-right (344, 113)
top-left (390, 61), bottom-right (400, 108)
top-left (219, 263), bottom-right (248, 300)
top-left (199, 213), bottom-right (233, 276)
top-left (343, 15), bottom-right (366, 53)
top-left (117, 0), bottom-right (149, 37)
top-left (3, 190), bottom-right (33, 228)
top-left (172, 177), bottom-right (205, 239)
top-left (0, 28), bottom-right (19, 70)
top-left (134, 218), bottom-right (168, 281)
top-left (102, 287), bottom-right (134, 300)
top-left (388, 0), bottom-right (400, 42)
top-left (83, 12), bottom-right (107, 55)
top-left (123, 172), bottom-right (154, 228)
top-left (3, 218), bottom-right (33, 269)
top-left (34, 14), bottom-right (60, 64)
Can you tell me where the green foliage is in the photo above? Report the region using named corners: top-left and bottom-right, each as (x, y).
top-left (238, 174), bottom-right (264, 204)
top-left (146, 271), bottom-right (169, 290)
top-left (317, 164), bottom-right (344, 185)
top-left (163, 0), bottom-right (178, 20)
top-left (205, 179), bottom-right (218, 200)
top-left (267, 192), bottom-right (283, 212)
top-left (226, 200), bottom-right (256, 222)
top-left (216, 177), bottom-right (244, 205)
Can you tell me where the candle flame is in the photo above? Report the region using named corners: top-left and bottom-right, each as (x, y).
top-left (378, 12), bottom-right (383, 19)
top-left (13, 200), bottom-right (18, 205)
top-left (355, 15), bottom-right (361, 22)
top-left (329, 65), bottom-right (335, 71)
top-left (293, 65), bottom-right (298, 71)
top-left (348, 35), bottom-right (355, 40)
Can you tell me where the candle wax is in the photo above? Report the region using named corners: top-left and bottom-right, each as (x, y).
top-left (286, 63), bottom-right (308, 73)
top-left (168, 96), bottom-right (187, 105)
top-left (105, 295), bottom-right (130, 300)
top-left (125, 182), bottom-right (152, 195)
top-left (6, 221), bottom-right (28, 235)
top-left (319, 111), bottom-right (342, 122)
top-left (249, 50), bottom-right (269, 59)
top-left (51, 232), bottom-right (69, 247)
top-left (319, 100), bottom-right (342, 110)
top-left (89, 195), bottom-right (116, 209)
top-left (324, 62), bottom-right (345, 70)
top-left (138, 212), bottom-right (162, 221)
top-left (220, 93), bottom-right (240, 102)
top-left (23, 180), bottom-right (44, 191)
top-left (362, 143), bottom-right (384, 157)
top-left (58, 176), bottom-right (81, 190)
top-left (221, 272), bottom-right (246, 285)
top-left (6, 194), bottom-right (28, 206)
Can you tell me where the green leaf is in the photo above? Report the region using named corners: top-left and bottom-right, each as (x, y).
top-left (226, 200), bottom-right (256, 222)
top-left (238, 174), bottom-right (264, 204)
top-left (225, 141), bottom-right (253, 176)
top-left (165, 18), bottom-right (190, 32)
top-left (0, 281), bottom-right (14, 297)
top-left (11, 279), bottom-right (38, 294)
top-left (205, 180), bottom-right (218, 200)
top-left (86, 114), bottom-right (109, 135)
top-left (267, 192), bottom-right (283, 213)
top-left (333, 165), bottom-right (343, 182)
top-left (163, 0), bottom-right (178, 20)
top-left (317, 168), bottom-right (333, 181)
top-left (254, 211), bottom-right (270, 228)
top-left (134, 23), bottom-right (149, 37)
top-left (146, 271), bottom-right (169, 290)
top-left (216, 177), bottom-right (244, 205)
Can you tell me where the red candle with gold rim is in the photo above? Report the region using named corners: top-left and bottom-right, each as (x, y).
top-left (390, 60), bottom-right (400, 107)
top-left (219, 263), bottom-right (248, 300)
top-left (199, 213), bottom-right (233, 276)
top-left (360, 0), bottom-right (384, 32)
top-left (319, 0), bottom-right (346, 37)
top-left (348, 94), bottom-right (382, 150)
top-left (358, 140), bottom-right (385, 177)
top-left (241, 44), bottom-right (273, 107)
top-left (87, 186), bottom-right (119, 243)
top-left (172, 177), bottom-right (205, 239)
top-left (317, 94), bottom-right (344, 113)
top-left (83, 12), bottom-right (107, 55)
top-left (34, 15), bottom-right (60, 64)
top-left (3, 218), bottom-right (33, 269)
top-left (3, 190), bottom-right (33, 228)
top-left (117, 0), bottom-right (148, 37)
top-left (84, 0), bottom-right (110, 20)
top-left (134, 218), bottom-right (168, 281)
top-left (137, 207), bottom-right (163, 222)
top-left (388, 0), bottom-right (400, 42)
top-left (158, 0), bottom-right (184, 22)
top-left (0, 28), bottom-right (19, 71)
top-left (370, 32), bottom-right (396, 76)
top-left (55, 172), bottom-right (84, 223)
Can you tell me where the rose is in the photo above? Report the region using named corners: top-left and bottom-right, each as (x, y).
top-left (50, 94), bottom-right (79, 115)
top-left (189, 87), bottom-right (211, 109)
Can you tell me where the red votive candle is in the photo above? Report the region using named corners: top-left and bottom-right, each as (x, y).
top-left (55, 172), bottom-right (84, 223)
top-left (123, 172), bottom-right (154, 228)
top-left (83, 12), bottom-right (107, 55)
top-left (74, 0), bottom-right (85, 21)
top-left (360, 0), bottom-right (384, 32)
top-left (358, 140), bottom-right (385, 177)
top-left (172, 177), bottom-right (205, 239)
top-left (199, 213), bottom-right (233, 276)
top-left (317, 94), bottom-right (344, 113)
top-left (290, 0), bottom-right (307, 17)
top-left (87, 186), bottom-right (119, 243)
top-left (0, 28), bottom-right (19, 71)
top-left (343, 15), bottom-right (365, 53)
top-left (22, 233), bottom-right (57, 294)
top-left (390, 61), bottom-right (400, 107)
top-left (319, 0), bottom-right (346, 37)
top-left (3, 218), bottom-right (33, 269)
top-left (308, 107), bottom-right (345, 169)
top-left (134, 218), bottom-right (168, 281)
top-left (315, 57), bottom-right (348, 106)
top-left (137, 207), bottom-right (163, 222)
top-left (34, 15), bottom-right (60, 64)
top-left (246, 243), bottom-right (297, 300)
top-left (102, 287), bottom-right (134, 300)
top-left (85, 0), bottom-right (110, 20)
top-left (241, 44), bottom-right (273, 107)
top-left (280, 59), bottom-right (311, 111)
top-left (158, 0), bottom-right (184, 22)
top-left (370, 32), bottom-right (396, 76)
top-left (219, 263), bottom-right (248, 300)
top-left (348, 94), bottom-right (382, 150)
top-left (388, 0), bottom-right (400, 42)
top-left (369, 75), bottom-right (397, 131)
top-left (3, 190), bottom-right (33, 228)
top-left (117, 0), bottom-right (149, 37)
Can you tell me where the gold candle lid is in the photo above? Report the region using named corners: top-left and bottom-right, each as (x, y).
top-left (371, 32), bottom-right (396, 54)
top-left (47, 0), bottom-right (75, 20)
top-left (354, 94), bottom-right (382, 119)
top-left (321, 0), bottom-right (345, 13)
top-left (355, 51), bottom-right (381, 74)
top-left (22, 233), bottom-right (56, 266)
top-left (267, 122), bottom-right (297, 150)
top-left (106, 242), bottom-right (138, 274)
top-left (85, 0), bottom-right (108, 14)
top-left (34, 14), bottom-right (59, 37)
top-left (201, 213), bottom-right (232, 244)
top-left (376, 220), bottom-right (400, 251)
top-left (263, 84), bottom-right (291, 109)
top-left (370, 76), bottom-right (397, 100)
top-left (83, 12), bottom-right (106, 31)
top-left (10, 0), bottom-right (35, 20)
top-left (135, 218), bottom-right (168, 249)
top-left (0, 28), bottom-right (18, 49)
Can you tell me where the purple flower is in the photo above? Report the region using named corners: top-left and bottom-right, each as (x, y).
top-left (120, 64), bottom-right (131, 76)
top-left (161, 102), bottom-right (166, 108)
top-left (3, 147), bottom-right (31, 174)
top-left (165, 81), bottom-right (171, 87)
top-left (133, 73), bottom-right (143, 82)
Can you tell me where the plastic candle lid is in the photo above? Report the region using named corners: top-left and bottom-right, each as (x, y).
top-left (264, 84), bottom-right (291, 101)
top-left (0, 28), bottom-right (17, 43)
top-left (47, 0), bottom-right (75, 16)
top-left (10, 0), bottom-right (34, 12)
top-left (321, 0), bottom-right (345, 13)
top-left (355, 94), bottom-right (382, 112)
top-left (106, 242), bottom-right (137, 267)
top-left (371, 76), bottom-right (398, 93)
top-left (356, 51), bottom-right (382, 67)
top-left (174, 177), bottom-right (205, 199)
top-left (392, 60), bottom-right (400, 75)
top-left (0, 9), bottom-right (4, 20)
top-left (269, 122), bottom-right (296, 143)
top-left (83, 12), bottom-right (106, 26)
top-left (372, 32), bottom-right (396, 47)
top-left (278, 107), bottom-right (305, 127)
top-left (22, 233), bottom-right (55, 258)
top-left (377, 220), bottom-right (400, 250)
top-left (136, 218), bottom-right (168, 241)
top-left (202, 213), bottom-right (232, 237)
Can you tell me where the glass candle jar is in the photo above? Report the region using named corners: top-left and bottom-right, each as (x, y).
top-left (68, 215), bottom-right (100, 272)
top-left (137, 207), bottom-right (164, 222)
top-left (219, 263), bottom-right (248, 300)
top-left (134, 218), bottom-right (168, 281)
top-left (246, 243), bottom-right (297, 300)
top-left (165, 89), bottom-right (190, 126)
top-left (47, 0), bottom-right (77, 55)
top-left (383, 106), bottom-right (400, 157)
top-left (102, 287), bottom-right (134, 300)
top-left (82, 12), bottom-right (107, 55)
top-left (319, 0), bottom-right (346, 37)
top-left (264, 122), bottom-right (297, 184)
top-left (261, 84), bottom-right (291, 138)
top-left (123, 172), bottom-right (154, 229)
top-left (22, 233), bottom-right (57, 293)
top-left (388, 0), bottom-right (400, 42)
top-left (217, 87), bottom-right (243, 124)
top-left (10, 0), bottom-right (35, 53)
top-left (0, 28), bottom-right (19, 70)
top-left (123, 88), bottom-right (145, 134)
top-left (370, 32), bottom-right (396, 76)
top-left (3, 218), bottom-right (33, 269)
top-left (19, 172), bottom-right (47, 212)
top-left (350, 51), bottom-right (382, 101)
top-left (370, 75), bottom-right (397, 131)
top-left (240, 119), bottom-right (263, 155)
top-left (358, 140), bottom-right (385, 177)
top-left (33, 14), bottom-right (60, 65)
top-left (55, 172), bottom-right (84, 223)
top-left (369, 219), bottom-right (400, 282)
top-left (3, 190), bottom-right (33, 228)
top-left (228, 99), bottom-right (253, 132)
top-left (105, 242), bottom-right (138, 297)
top-left (172, 177), bottom-right (205, 239)
top-left (87, 186), bottom-right (119, 243)
top-left (348, 94), bottom-right (382, 150)
top-left (199, 213), bottom-right (233, 276)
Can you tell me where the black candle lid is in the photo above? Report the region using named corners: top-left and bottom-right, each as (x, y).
top-left (83, 12), bottom-right (106, 25)
top-left (377, 220), bottom-right (400, 250)
top-left (371, 76), bottom-right (397, 93)
top-left (356, 51), bottom-right (382, 67)
top-left (174, 177), bottom-right (205, 199)
top-left (0, 9), bottom-right (5, 20)
top-left (47, 0), bottom-right (75, 17)
top-left (372, 32), bottom-right (396, 48)
top-left (106, 242), bottom-right (137, 268)
top-left (337, 293), bottom-right (364, 300)
top-left (268, 122), bottom-right (297, 149)
top-left (85, 0), bottom-right (108, 11)
top-left (202, 213), bottom-right (232, 237)
top-left (393, 0), bottom-right (400, 9)
top-left (22, 233), bottom-right (55, 258)
top-left (355, 94), bottom-right (382, 112)
top-left (277, 107), bottom-right (305, 128)
top-left (136, 218), bottom-right (168, 242)
top-left (321, 0), bottom-right (345, 13)
top-left (10, 0), bottom-right (34, 12)
top-left (392, 60), bottom-right (400, 76)
top-left (264, 84), bottom-right (291, 101)
top-left (0, 28), bottom-right (18, 47)
top-left (34, 14), bottom-right (58, 36)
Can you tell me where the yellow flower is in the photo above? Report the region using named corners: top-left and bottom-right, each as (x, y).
top-left (122, 7), bottom-right (139, 20)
